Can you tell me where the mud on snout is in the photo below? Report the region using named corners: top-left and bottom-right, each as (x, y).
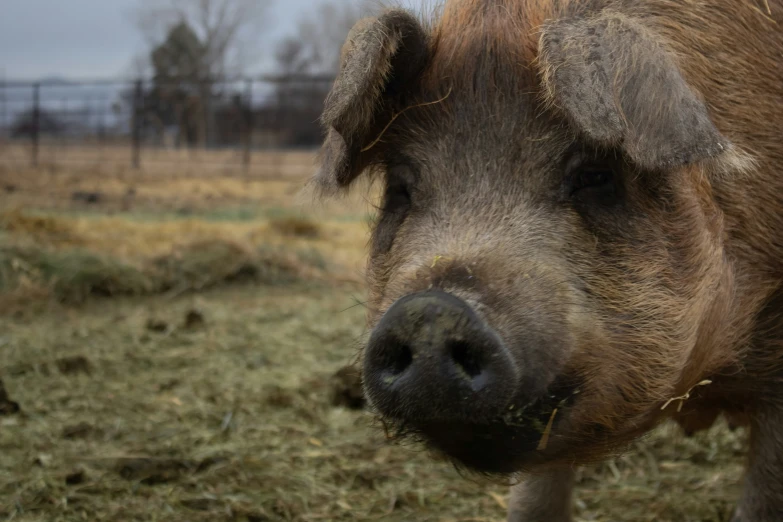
top-left (362, 288), bottom-right (582, 474)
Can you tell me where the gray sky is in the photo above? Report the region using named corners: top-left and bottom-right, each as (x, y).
top-left (0, 0), bottom-right (424, 81)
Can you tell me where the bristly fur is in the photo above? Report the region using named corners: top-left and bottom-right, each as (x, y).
top-left (314, 0), bottom-right (783, 517)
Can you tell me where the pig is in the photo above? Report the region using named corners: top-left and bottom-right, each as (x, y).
top-left (311, 1), bottom-right (783, 520)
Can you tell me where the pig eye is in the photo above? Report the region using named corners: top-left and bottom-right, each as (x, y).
top-left (383, 166), bottom-right (413, 214)
top-left (383, 179), bottom-right (412, 214)
top-left (568, 162), bottom-right (620, 206)
top-left (572, 167), bottom-right (613, 192)
top-left (371, 165), bottom-right (414, 255)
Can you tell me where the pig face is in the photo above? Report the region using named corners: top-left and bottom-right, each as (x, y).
top-left (314, 7), bottom-right (744, 474)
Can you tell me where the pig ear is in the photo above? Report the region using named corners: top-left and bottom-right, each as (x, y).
top-left (315, 10), bottom-right (429, 193)
top-left (538, 13), bottom-right (732, 171)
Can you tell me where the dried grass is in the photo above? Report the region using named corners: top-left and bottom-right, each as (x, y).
top-left (0, 208), bottom-right (83, 246)
top-left (0, 171), bottom-right (369, 306)
top-left (0, 238), bottom-right (328, 306)
top-left (0, 163), bottom-right (751, 521)
top-left (0, 283), bottom-right (749, 522)
top-left (269, 216), bottom-right (322, 239)
top-left (0, 244), bottom-right (151, 303)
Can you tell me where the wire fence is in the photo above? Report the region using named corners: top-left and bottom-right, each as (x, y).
top-left (0, 75), bottom-right (336, 174)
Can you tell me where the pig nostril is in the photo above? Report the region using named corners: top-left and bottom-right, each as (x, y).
top-left (448, 341), bottom-right (483, 379)
top-left (387, 339), bottom-right (413, 376)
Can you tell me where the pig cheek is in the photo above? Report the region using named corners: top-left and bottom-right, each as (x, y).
top-left (529, 296), bottom-right (614, 434)
top-left (475, 273), bottom-right (586, 390)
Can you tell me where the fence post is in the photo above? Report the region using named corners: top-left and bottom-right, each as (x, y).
top-left (131, 79), bottom-right (142, 169)
top-left (0, 75), bottom-right (6, 142)
top-left (31, 82), bottom-right (40, 167)
top-left (243, 78), bottom-right (253, 171)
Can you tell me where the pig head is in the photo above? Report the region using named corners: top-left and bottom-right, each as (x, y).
top-left (312, 5), bottom-right (750, 474)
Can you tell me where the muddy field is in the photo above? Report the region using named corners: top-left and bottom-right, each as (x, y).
top-left (0, 156), bottom-right (748, 521)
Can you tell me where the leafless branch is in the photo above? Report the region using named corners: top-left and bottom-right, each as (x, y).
top-left (131, 0), bottom-right (272, 77)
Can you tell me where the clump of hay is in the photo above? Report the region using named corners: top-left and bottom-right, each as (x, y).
top-left (43, 250), bottom-right (152, 302)
top-left (0, 209), bottom-right (82, 246)
top-left (0, 207), bottom-right (346, 309)
top-left (149, 239), bottom-right (312, 294)
top-left (0, 244), bottom-right (151, 304)
top-left (269, 215), bottom-right (322, 239)
top-left (0, 237), bottom-right (331, 309)
top-left (150, 240), bottom-right (263, 293)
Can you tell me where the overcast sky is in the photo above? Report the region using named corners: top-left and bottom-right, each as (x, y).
top-left (0, 0), bottom-right (425, 81)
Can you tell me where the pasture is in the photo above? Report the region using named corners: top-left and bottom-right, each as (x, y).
top-left (0, 152), bottom-right (746, 521)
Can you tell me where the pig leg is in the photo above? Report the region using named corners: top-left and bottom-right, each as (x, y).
top-left (507, 469), bottom-right (574, 522)
top-left (733, 409), bottom-right (783, 521)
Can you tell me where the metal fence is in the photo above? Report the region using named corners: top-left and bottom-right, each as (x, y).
top-left (0, 75), bottom-right (336, 172)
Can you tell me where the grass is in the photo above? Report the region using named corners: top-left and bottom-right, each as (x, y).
top-left (268, 216), bottom-right (322, 239)
top-left (0, 159), bottom-right (750, 521)
top-left (0, 284), bottom-right (748, 522)
top-left (0, 244), bottom-right (152, 303)
top-left (0, 239), bottom-right (324, 306)
top-left (0, 157), bottom-right (373, 305)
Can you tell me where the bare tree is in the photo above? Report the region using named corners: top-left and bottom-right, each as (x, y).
top-left (131, 0), bottom-right (272, 147)
top-left (132, 0), bottom-right (272, 79)
top-left (279, 0), bottom-right (377, 76)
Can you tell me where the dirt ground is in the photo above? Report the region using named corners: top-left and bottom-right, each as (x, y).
top-left (0, 156), bottom-right (749, 521)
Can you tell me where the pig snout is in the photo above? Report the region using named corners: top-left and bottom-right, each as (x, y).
top-left (363, 290), bottom-right (519, 424)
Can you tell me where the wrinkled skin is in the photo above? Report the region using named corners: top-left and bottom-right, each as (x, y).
top-left (313, 1), bottom-right (783, 520)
